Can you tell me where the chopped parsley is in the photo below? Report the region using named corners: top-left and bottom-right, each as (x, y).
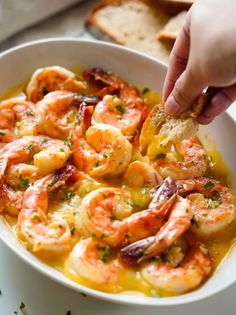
top-left (97, 245), bottom-right (111, 263)
top-left (70, 226), bottom-right (75, 235)
top-left (156, 153), bottom-right (166, 160)
top-left (64, 137), bottom-right (72, 149)
top-left (103, 154), bottom-right (108, 158)
top-left (60, 148), bottom-right (65, 152)
top-left (205, 190), bottom-right (222, 208)
top-left (81, 293), bottom-right (87, 297)
top-left (124, 232), bottom-right (130, 239)
top-left (191, 217), bottom-right (199, 228)
top-left (142, 87), bottom-right (150, 94)
top-left (76, 113), bottom-right (81, 122)
top-left (95, 161), bottom-right (100, 167)
top-left (26, 110), bottom-right (33, 117)
top-left (26, 144), bottom-right (34, 150)
top-left (162, 247), bottom-right (171, 262)
top-left (204, 181), bottom-right (214, 190)
top-left (141, 252), bottom-right (147, 259)
top-left (109, 215), bottom-right (116, 221)
top-left (20, 302), bottom-right (27, 315)
top-left (18, 176), bottom-right (29, 189)
top-left (41, 138), bottom-right (48, 144)
top-left (41, 85), bottom-right (49, 95)
top-left (65, 191), bottom-right (75, 201)
top-left (75, 73), bottom-right (81, 81)
top-left (151, 257), bottom-right (160, 265)
top-left (0, 130), bottom-right (6, 135)
top-left (115, 104), bottom-right (125, 114)
top-left (124, 200), bottom-right (134, 207)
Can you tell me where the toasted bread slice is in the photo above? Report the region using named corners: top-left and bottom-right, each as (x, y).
top-left (157, 10), bottom-right (187, 42)
top-left (86, 0), bottom-right (173, 63)
top-left (139, 92), bottom-right (209, 155)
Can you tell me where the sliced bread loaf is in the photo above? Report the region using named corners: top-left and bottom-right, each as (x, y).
top-left (86, 0), bottom-right (173, 63)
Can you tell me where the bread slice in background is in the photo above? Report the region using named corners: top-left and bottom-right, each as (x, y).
top-left (86, 0), bottom-right (192, 63)
top-left (86, 0), bottom-right (172, 63)
top-left (157, 10), bottom-right (187, 42)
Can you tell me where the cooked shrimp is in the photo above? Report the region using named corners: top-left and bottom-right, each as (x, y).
top-left (0, 136), bottom-right (71, 179)
top-left (120, 196), bottom-right (192, 264)
top-left (152, 137), bottom-right (207, 180)
top-left (0, 183), bottom-right (23, 216)
top-left (78, 177), bottom-right (178, 247)
top-left (141, 242), bottom-right (212, 294)
top-left (5, 163), bottom-right (39, 189)
top-left (36, 91), bottom-right (100, 139)
top-left (17, 165), bottom-right (76, 253)
top-left (0, 97), bottom-right (38, 142)
top-left (124, 161), bottom-right (163, 189)
top-left (26, 66), bottom-right (87, 102)
top-left (73, 104), bottom-right (132, 177)
top-left (65, 238), bottom-right (121, 286)
top-left (177, 177), bottom-right (236, 236)
top-left (85, 68), bottom-right (145, 136)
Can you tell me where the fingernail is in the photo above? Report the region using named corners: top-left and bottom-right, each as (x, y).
top-left (164, 95), bottom-right (180, 115)
top-left (197, 114), bottom-right (213, 125)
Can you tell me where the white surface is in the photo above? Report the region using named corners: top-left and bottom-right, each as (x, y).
top-left (0, 38), bottom-right (235, 314)
top-left (0, 0), bottom-right (83, 43)
top-left (0, 240), bottom-right (235, 315)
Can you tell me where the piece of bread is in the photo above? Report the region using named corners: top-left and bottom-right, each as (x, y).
top-left (157, 10), bottom-right (187, 42)
top-left (86, 0), bottom-right (173, 63)
top-left (139, 92), bottom-right (209, 155)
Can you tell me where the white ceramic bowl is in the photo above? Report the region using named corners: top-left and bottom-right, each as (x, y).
top-left (0, 38), bottom-right (235, 306)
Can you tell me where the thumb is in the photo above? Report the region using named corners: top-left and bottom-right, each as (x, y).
top-left (164, 69), bottom-right (205, 116)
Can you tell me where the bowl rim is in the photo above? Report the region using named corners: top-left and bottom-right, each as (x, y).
top-left (0, 37), bottom-right (235, 306)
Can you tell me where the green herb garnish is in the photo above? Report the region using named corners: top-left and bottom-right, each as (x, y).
top-left (18, 176), bottom-right (29, 189)
top-left (191, 217), bottom-right (199, 228)
top-left (41, 85), bottom-right (49, 95)
top-left (0, 130), bottom-right (6, 135)
top-left (109, 215), bottom-right (116, 221)
top-left (97, 244), bottom-right (111, 263)
top-left (204, 181), bottom-right (214, 190)
top-left (26, 110), bottom-right (33, 117)
top-left (70, 226), bottom-right (75, 235)
top-left (115, 104), bottom-right (125, 114)
top-left (20, 302), bottom-right (27, 315)
top-left (64, 137), bottom-right (72, 149)
top-left (151, 257), bottom-right (160, 265)
top-left (65, 191), bottom-right (75, 201)
top-left (142, 87), bottom-right (150, 94)
top-left (26, 144), bottom-right (34, 150)
top-left (156, 153), bottom-right (166, 160)
top-left (41, 137), bottom-right (48, 144)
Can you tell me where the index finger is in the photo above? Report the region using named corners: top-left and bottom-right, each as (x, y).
top-left (162, 12), bottom-right (191, 101)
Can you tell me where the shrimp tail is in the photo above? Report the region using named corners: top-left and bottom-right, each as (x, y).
top-left (120, 177), bottom-right (178, 265)
top-left (74, 94), bottom-right (101, 106)
top-left (79, 102), bottom-right (94, 129)
top-left (46, 165), bottom-right (76, 191)
top-left (149, 177), bottom-right (178, 210)
top-left (119, 235), bottom-right (156, 265)
top-left (83, 68), bottom-right (124, 97)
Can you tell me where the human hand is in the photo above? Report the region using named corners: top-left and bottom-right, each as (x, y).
top-left (163, 0), bottom-right (236, 124)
